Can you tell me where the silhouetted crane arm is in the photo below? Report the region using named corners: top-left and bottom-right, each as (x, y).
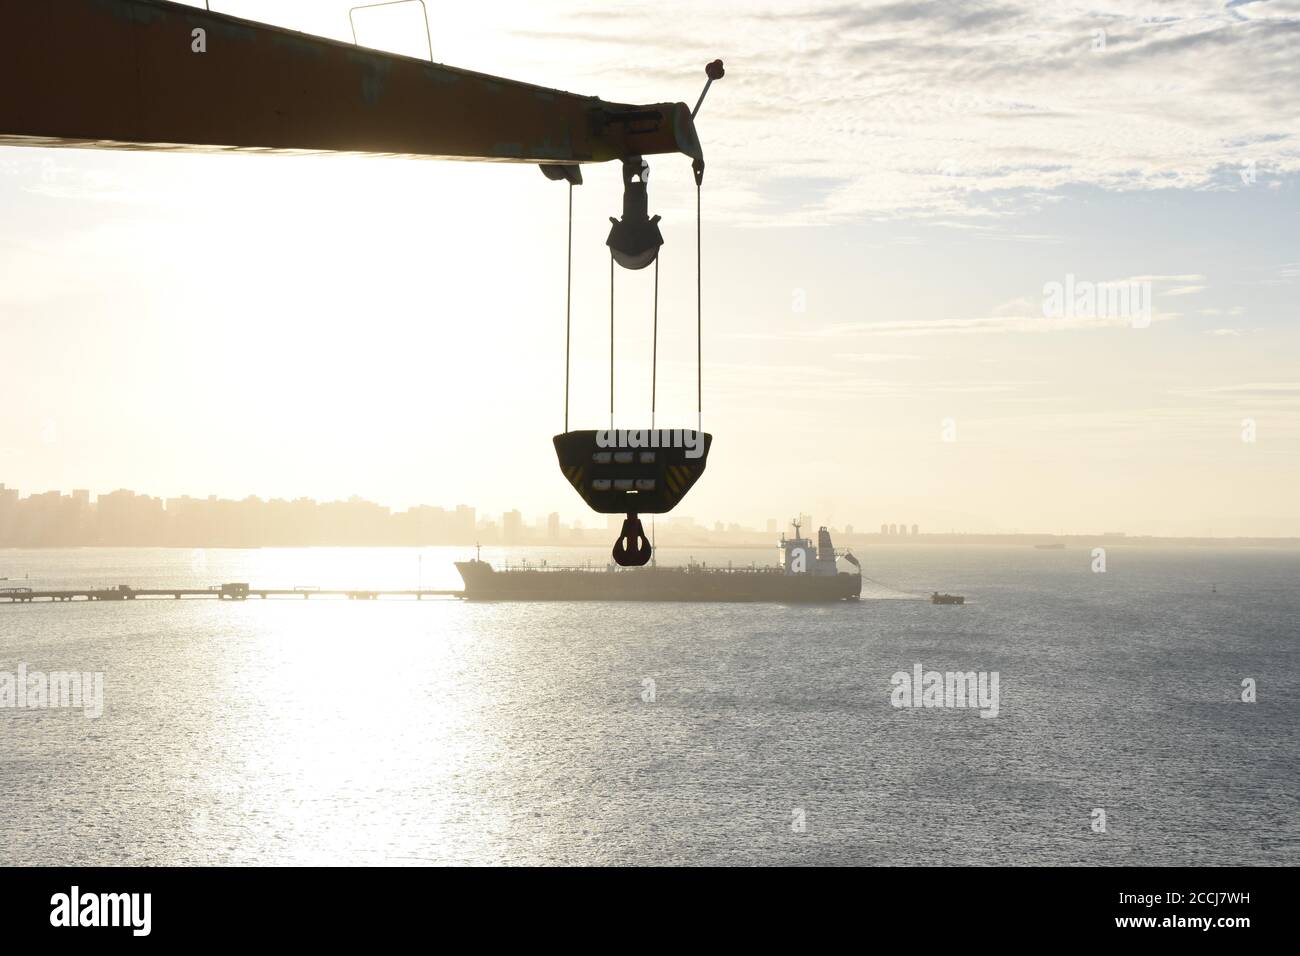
top-left (0, 0), bottom-right (703, 171)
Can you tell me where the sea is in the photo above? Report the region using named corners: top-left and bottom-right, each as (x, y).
top-left (1, 544), bottom-right (1296, 866)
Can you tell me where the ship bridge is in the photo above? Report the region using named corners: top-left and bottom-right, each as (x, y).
top-left (779, 521), bottom-right (848, 577)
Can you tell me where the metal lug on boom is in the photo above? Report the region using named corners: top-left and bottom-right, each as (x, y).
top-left (606, 157), bottom-right (663, 271)
top-left (540, 163), bottom-right (583, 186)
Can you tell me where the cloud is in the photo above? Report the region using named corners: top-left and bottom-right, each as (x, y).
top-left (831, 351), bottom-right (921, 362)
top-left (511, 1), bottom-right (1300, 223)
top-left (825, 313), bottom-right (1178, 336)
top-left (1205, 382), bottom-right (1300, 393)
top-left (1166, 380), bottom-right (1300, 408)
top-left (733, 310), bottom-right (1176, 339)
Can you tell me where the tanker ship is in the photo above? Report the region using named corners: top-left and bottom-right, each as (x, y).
top-left (455, 520), bottom-right (861, 602)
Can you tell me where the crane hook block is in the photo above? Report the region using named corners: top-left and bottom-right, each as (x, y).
top-left (606, 156), bottom-right (663, 270)
top-left (553, 429), bottom-right (713, 515)
top-left (612, 514), bottom-right (653, 567)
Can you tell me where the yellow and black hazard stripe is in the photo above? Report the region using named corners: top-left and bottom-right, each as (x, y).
top-left (664, 464), bottom-right (694, 497)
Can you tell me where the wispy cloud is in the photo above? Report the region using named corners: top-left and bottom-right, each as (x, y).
top-left (1204, 382), bottom-right (1300, 393)
top-left (831, 351), bottom-right (922, 362)
top-left (732, 310), bottom-right (1177, 339)
top-left (511, 1), bottom-right (1300, 223)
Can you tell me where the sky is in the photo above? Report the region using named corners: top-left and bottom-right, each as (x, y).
top-left (1, 0), bottom-right (1298, 536)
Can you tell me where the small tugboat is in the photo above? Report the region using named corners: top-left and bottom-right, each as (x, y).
top-left (455, 518), bottom-right (861, 602)
top-left (930, 592), bottom-right (965, 605)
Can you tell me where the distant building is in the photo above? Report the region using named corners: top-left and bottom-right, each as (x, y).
top-left (888, 523), bottom-right (897, 535)
top-left (0, 484), bottom-right (19, 542)
top-left (502, 510), bottom-right (523, 545)
top-left (454, 505), bottom-right (476, 543)
top-left (547, 512), bottom-right (560, 542)
top-left (845, 524), bottom-right (854, 536)
top-left (911, 523), bottom-right (919, 536)
top-left (96, 489), bottom-right (166, 546)
top-left (880, 523), bottom-right (888, 535)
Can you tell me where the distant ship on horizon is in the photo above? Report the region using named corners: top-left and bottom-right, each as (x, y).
top-left (455, 520), bottom-right (862, 602)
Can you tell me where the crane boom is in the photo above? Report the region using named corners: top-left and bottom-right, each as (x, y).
top-left (0, 0), bottom-right (703, 170)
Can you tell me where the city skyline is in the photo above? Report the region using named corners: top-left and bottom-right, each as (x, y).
top-left (3, 479), bottom-right (1296, 550)
top-left (0, 480), bottom-right (899, 548)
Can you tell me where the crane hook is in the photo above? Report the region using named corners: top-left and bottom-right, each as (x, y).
top-left (612, 513), bottom-right (653, 567)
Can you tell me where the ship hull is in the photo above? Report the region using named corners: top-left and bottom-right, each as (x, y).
top-left (455, 562), bottom-right (861, 603)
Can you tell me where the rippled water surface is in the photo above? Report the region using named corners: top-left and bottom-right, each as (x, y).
top-left (1, 544), bottom-right (1296, 865)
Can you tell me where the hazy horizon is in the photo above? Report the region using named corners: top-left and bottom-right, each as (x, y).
top-left (3, 0), bottom-right (1298, 537)
top-left (4, 478), bottom-right (1300, 542)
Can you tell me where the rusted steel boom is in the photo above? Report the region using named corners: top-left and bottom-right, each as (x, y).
top-left (0, 0), bottom-right (703, 169)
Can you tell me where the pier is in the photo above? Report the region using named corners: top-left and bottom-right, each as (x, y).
top-left (0, 583), bottom-right (464, 604)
